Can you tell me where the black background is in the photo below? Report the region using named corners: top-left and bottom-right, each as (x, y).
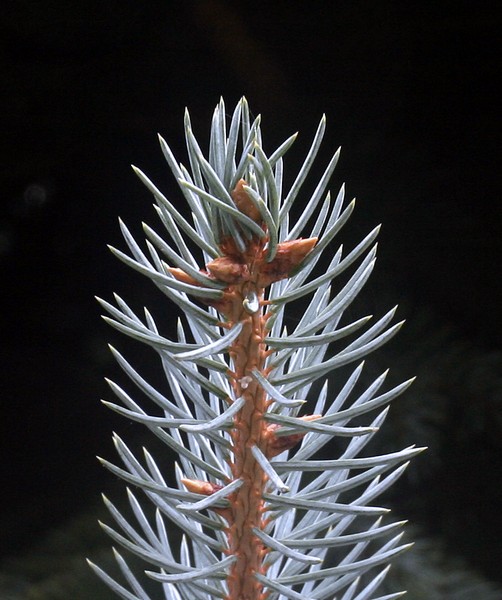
top-left (1, 0), bottom-right (501, 588)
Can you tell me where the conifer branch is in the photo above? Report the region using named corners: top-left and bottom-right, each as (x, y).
top-left (93, 97), bottom-right (423, 599)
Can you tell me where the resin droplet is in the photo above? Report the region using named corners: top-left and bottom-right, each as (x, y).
top-left (243, 290), bottom-right (260, 314)
top-left (239, 375), bottom-right (253, 389)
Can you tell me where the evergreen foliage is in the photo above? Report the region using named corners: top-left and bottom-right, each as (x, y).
top-left (90, 98), bottom-right (425, 600)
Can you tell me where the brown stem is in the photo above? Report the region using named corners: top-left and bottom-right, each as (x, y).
top-left (225, 284), bottom-right (270, 600)
top-left (185, 182), bottom-right (316, 598)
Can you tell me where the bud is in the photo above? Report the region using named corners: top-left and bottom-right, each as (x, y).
top-left (181, 478), bottom-right (223, 496)
top-left (266, 415), bottom-right (321, 458)
top-left (167, 267), bottom-right (202, 286)
top-left (267, 430), bottom-right (306, 458)
top-left (206, 256), bottom-right (250, 284)
top-left (258, 237), bottom-right (317, 286)
top-left (231, 179), bottom-right (262, 223)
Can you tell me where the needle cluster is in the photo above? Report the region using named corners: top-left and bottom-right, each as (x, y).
top-left (89, 98), bottom-right (422, 600)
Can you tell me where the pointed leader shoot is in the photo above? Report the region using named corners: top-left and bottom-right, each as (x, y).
top-left (93, 97), bottom-right (422, 600)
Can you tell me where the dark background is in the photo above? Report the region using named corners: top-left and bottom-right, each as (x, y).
top-left (1, 0), bottom-right (501, 593)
